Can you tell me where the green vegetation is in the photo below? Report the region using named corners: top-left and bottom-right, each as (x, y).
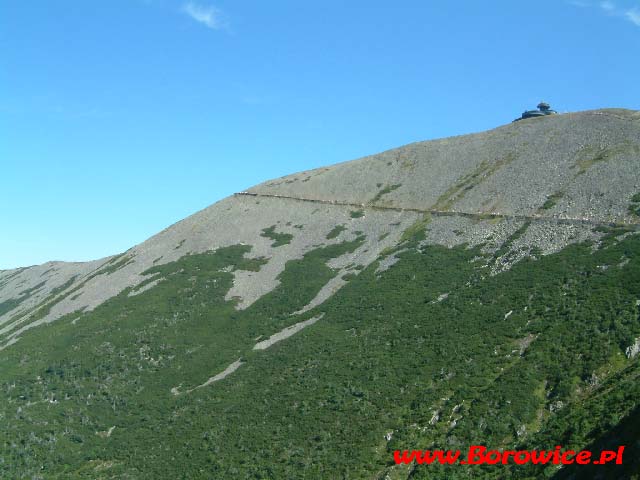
top-left (0, 275), bottom-right (83, 342)
top-left (40, 267), bottom-right (55, 277)
top-left (260, 225), bottom-right (293, 247)
top-left (12, 276), bottom-right (79, 326)
top-left (520, 362), bottom-right (640, 480)
top-left (0, 237), bottom-right (366, 479)
top-left (0, 268), bottom-right (27, 290)
top-left (326, 224), bottom-right (346, 239)
top-left (1, 224), bottom-right (639, 479)
top-left (399, 214), bottom-right (431, 244)
top-left (0, 281), bottom-right (45, 317)
top-left (629, 192), bottom-right (640, 217)
top-left (350, 210), bottom-right (365, 218)
top-left (575, 147), bottom-right (610, 174)
top-left (0, 297), bottom-right (24, 317)
top-left (87, 253), bottom-right (134, 280)
top-left (370, 183), bottom-right (402, 203)
top-left (541, 191), bottom-right (564, 210)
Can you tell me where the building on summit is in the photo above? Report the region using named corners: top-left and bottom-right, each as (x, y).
top-left (514, 102), bottom-right (558, 122)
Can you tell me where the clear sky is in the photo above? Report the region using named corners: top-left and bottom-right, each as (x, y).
top-left (2, 0), bottom-right (639, 269)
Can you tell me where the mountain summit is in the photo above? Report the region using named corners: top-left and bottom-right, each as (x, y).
top-left (1, 108), bottom-right (639, 479)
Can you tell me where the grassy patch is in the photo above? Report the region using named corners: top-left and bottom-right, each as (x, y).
top-left (88, 253), bottom-right (134, 279)
top-left (370, 183), bottom-right (402, 204)
top-left (326, 225), bottom-right (347, 239)
top-left (0, 281), bottom-right (46, 317)
top-left (261, 225), bottom-right (294, 247)
top-left (628, 192), bottom-right (640, 217)
top-left (399, 214), bottom-right (431, 244)
top-left (541, 191), bottom-right (564, 210)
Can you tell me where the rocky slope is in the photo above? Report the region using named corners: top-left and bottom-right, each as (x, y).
top-left (1, 108), bottom-right (639, 479)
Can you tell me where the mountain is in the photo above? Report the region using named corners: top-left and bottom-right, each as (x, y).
top-left (1, 108), bottom-right (639, 479)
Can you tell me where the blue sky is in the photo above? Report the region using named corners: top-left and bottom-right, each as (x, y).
top-left (1, 0), bottom-right (639, 269)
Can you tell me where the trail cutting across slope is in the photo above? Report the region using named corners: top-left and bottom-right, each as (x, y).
top-left (235, 192), bottom-right (640, 229)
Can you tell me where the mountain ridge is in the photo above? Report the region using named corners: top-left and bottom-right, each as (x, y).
top-left (2, 108), bottom-right (639, 349)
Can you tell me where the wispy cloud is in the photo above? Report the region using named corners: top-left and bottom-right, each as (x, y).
top-left (568, 0), bottom-right (640, 27)
top-left (626, 7), bottom-right (640, 25)
top-left (182, 2), bottom-right (226, 30)
top-left (599, 0), bottom-right (616, 12)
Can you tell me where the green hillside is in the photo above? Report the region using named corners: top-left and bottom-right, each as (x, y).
top-left (2, 220), bottom-right (639, 479)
